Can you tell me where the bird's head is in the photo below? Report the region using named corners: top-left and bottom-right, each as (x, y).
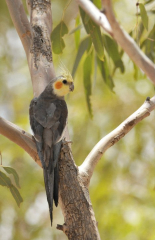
top-left (53, 71), bottom-right (74, 97)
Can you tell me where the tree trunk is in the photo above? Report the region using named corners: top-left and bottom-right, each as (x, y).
top-left (58, 141), bottom-right (100, 239)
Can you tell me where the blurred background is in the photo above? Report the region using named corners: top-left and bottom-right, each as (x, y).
top-left (0, 0), bottom-right (155, 239)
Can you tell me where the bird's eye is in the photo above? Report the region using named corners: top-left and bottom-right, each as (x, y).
top-left (62, 80), bottom-right (67, 84)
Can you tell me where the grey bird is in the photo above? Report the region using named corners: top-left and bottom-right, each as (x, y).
top-left (29, 74), bottom-right (74, 225)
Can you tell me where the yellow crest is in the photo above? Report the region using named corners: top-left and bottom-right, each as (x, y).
top-left (59, 61), bottom-right (73, 83)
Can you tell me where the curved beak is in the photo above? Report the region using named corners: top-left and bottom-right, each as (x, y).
top-left (69, 82), bottom-right (74, 92)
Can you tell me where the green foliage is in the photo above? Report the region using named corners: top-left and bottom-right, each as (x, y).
top-left (103, 35), bottom-right (125, 73)
top-left (92, 0), bottom-right (102, 9)
top-left (72, 36), bottom-right (91, 77)
top-left (3, 166), bottom-right (20, 188)
top-left (141, 24), bottom-right (155, 62)
top-left (0, 167), bottom-right (23, 207)
top-left (72, 16), bottom-right (81, 49)
top-left (139, 3), bottom-right (149, 30)
top-left (0, 170), bottom-right (11, 186)
top-left (80, 8), bottom-right (104, 61)
top-left (97, 56), bottom-right (114, 91)
top-left (83, 53), bottom-right (93, 118)
top-left (51, 21), bottom-right (68, 54)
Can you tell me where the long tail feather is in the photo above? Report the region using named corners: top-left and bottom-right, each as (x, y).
top-left (53, 162), bottom-right (59, 207)
top-left (35, 140), bottom-right (46, 169)
top-left (53, 141), bottom-right (61, 206)
top-left (43, 167), bottom-right (54, 226)
top-left (43, 141), bottom-right (61, 225)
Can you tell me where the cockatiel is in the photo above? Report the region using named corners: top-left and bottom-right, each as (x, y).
top-left (29, 72), bottom-right (74, 226)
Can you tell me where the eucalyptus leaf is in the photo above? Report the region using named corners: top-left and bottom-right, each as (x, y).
top-left (141, 24), bottom-right (155, 61)
top-left (80, 8), bottom-right (104, 61)
top-left (51, 21), bottom-right (68, 54)
top-left (91, 0), bottom-right (101, 9)
top-left (83, 53), bottom-right (93, 118)
top-left (0, 171), bottom-right (11, 187)
top-left (97, 57), bottom-right (114, 91)
top-left (74, 17), bottom-right (81, 49)
top-left (104, 35), bottom-right (124, 73)
top-left (10, 185), bottom-right (23, 207)
top-left (72, 37), bottom-right (91, 77)
top-left (139, 3), bottom-right (148, 30)
top-left (3, 166), bottom-right (20, 188)
top-left (0, 170), bottom-right (23, 207)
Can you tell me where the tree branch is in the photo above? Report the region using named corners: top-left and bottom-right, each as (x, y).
top-left (79, 96), bottom-right (155, 186)
top-left (0, 116), bottom-right (41, 167)
top-left (76, 0), bottom-right (155, 85)
top-left (5, 0), bottom-right (32, 59)
top-left (77, 0), bottom-right (112, 35)
top-left (26, 0), bottom-right (56, 97)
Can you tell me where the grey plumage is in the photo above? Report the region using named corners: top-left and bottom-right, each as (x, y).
top-left (29, 79), bottom-right (68, 225)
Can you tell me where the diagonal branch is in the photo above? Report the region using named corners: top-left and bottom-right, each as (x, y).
top-left (5, 0), bottom-right (32, 58)
top-left (79, 96), bottom-right (155, 186)
top-left (77, 0), bottom-right (112, 35)
top-left (102, 0), bottom-right (155, 84)
top-left (0, 116), bottom-right (41, 167)
top-left (76, 0), bottom-right (155, 85)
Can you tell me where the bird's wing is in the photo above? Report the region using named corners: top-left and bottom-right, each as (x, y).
top-left (50, 99), bottom-right (68, 143)
top-left (29, 98), bottom-right (46, 168)
top-left (42, 100), bottom-right (68, 225)
top-left (30, 97), bottom-right (68, 226)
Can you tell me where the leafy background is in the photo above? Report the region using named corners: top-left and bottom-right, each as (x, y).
top-left (0, 0), bottom-right (155, 239)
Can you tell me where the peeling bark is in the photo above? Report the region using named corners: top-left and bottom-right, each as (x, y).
top-left (27, 0), bottom-right (55, 97)
top-left (31, 25), bottom-right (52, 69)
top-left (30, 0), bottom-right (51, 14)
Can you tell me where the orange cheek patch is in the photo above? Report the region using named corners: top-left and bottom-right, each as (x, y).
top-left (55, 81), bottom-right (63, 89)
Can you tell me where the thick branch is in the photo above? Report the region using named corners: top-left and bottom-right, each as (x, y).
top-left (77, 0), bottom-right (155, 85)
top-left (79, 96), bottom-right (155, 186)
top-left (5, 0), bottom-right (32, 58)
top-left (57, 142), bottom-right (100, 240)
top-left (0, 117), bottom-right (41, 167)
top-left (26, 0), bottom-right (55, 97)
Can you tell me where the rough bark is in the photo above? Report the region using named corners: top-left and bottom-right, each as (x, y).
top-left (26, 0), bottom-right (55, 97)
top-left (58, 142), bottom-right (100, 240)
